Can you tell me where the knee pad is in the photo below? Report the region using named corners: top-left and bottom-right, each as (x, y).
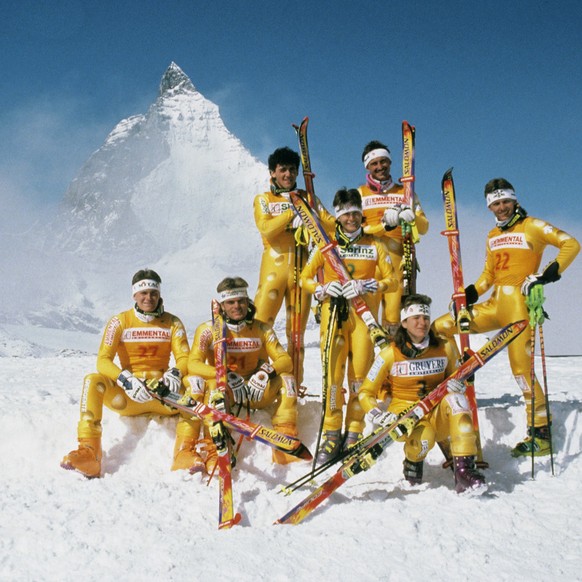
top-left (281, 374), bottom-right (297, 399)
top-left (444, 393), bottom-right (471, 415)
top-left (185, 375), bottom-right (206, 401)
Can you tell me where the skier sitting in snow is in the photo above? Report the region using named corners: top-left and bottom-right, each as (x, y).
top-left (358, 140), bottom-right (429, 338)
top-left (359, 293), bottom-right (486, 493)
top-left (61, 269), bottom-right (190, 479)
top-left (300, 188), bottom-right (398, 464)
top-left (253, 146), bottom-right (334, 390)
top-left (174, 276), bottom-right (300, 474)
top-left (433, 178), bottom-right (579, 457)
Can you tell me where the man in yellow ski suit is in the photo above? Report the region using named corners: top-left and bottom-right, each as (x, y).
top-left (254, 147), bottom-right (334, 388)
top-left (359, 294), bottom-right (486, 493)
top-left (61, 269), bottom-right (190, 478)
top-left (357, 141), bottom-right (429, 336)
top-left (300, 188), bottom-right (398, 463)
top-left (433, 178), bottom-right (579, 457)
top-left (177, 276), bottom-right (300, 471)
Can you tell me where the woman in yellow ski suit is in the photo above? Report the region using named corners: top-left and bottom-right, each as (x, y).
top-left (359, 294), bottom-right (485, 493)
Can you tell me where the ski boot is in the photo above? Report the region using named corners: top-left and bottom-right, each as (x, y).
top-left (453, 455), bottom-right (486, 493)
top-left (272, 423), bottom-right (302, 464)
top-left (343, 431), bottom-right (362, 451)
top-left (316, 429), bottom-right (342, 464)
top-left (511, 425), bottom-right (551, 457)
top-left (171, 435), bottom-right (205, 474)
top-left (403, 458), bottom-right (424, 485)
top-left (61, 437), bottom-right (102, 479)
top-left (199, 437), bottom-right (218, 475)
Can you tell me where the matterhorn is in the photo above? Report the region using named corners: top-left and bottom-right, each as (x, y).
top-left (35, 63), bottom-right (270, 333)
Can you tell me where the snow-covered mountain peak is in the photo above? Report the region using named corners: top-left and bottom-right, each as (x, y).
top-left (32, 63), bottom-right (269, 332)
top-left (159, 61), bottom-right (196, 96)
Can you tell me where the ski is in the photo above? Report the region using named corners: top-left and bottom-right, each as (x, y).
top-left (275, 319), bottom-right (528, 525)
top-left (148, 388), bottom-right (313, 461)
top-left (293, 117), bottom-right (316, 208)
top-left (441, 168), bottom-right (486, 467)
top-left (290, 190), bottom-right (388, 348)
top-left (210, 299), bottom-right (241, 529)
top-left (400, 120), bottom-right (419, 297)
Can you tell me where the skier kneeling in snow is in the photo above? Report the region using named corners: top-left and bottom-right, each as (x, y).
top-left (61, 269), bottom-right (190, 478)
top-left (359, 294), bottom-right (486, 494)
top-left (173, 276), bottom-right (300, 474)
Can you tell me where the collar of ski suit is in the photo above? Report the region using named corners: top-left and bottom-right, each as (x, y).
top-left (496, 205), bottom-right (528, 230)
top-left (270, 179), bottom-right (298, 196)
top-left (366, 173), bottom-right (394, 194)
top-left (134, 300), bottom-right (164, 323)
top-left (335, 225), bottom-right (364, 249)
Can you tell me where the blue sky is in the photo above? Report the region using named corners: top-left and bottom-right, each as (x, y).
top-left (0, 0), bottom-right (580, 350)
top-left (1, 1), bottom-right (581, 219)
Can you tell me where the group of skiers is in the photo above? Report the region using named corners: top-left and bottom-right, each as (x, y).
top-left (62, 138), bottom-right (580, 495)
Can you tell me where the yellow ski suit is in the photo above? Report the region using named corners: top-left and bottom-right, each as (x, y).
top-left (180, 316), bottom-right (297, 442)
top-left (359, 339), bottom-right (478, 461)
top-left (76, 308), bottom-right (190, 440)
top-left (434, 215), bottom-right (580, 427)
top-left (358, 182), bottom-right (429, 328)
top-left (253, 188), bottom-right (334, 385)
top-left (301, 232), bottom-right (398, 434)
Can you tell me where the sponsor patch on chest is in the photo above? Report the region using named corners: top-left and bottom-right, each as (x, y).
top-left (339, 245), bottom-right (377, 261)
top-left (489, 232), bottom-right (528, 251)
top-left (227, 337), bottom-right (262, 353)
top-left (121, 327), bottom-right (171, 342)
top-left (268, 200), bottom-right (293, 216)
top-left (362, 193), bottom-right (404, 209)
top-left (390, 357), bottom-right (447, 378)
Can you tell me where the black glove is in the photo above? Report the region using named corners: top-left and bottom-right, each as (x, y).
top-left (521, 261), bottom-right (561, 296)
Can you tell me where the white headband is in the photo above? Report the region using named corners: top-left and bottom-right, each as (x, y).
top-left (400, 303), bottom-right (431, 321)
top-left (132, 279), bottom-right (161, 295)
top-left (486, 188), bottom-right (517, 207)
top-left (218, 287), bottom-right (249, 302)
top-left (335, 205), bottom-right (362, 219)
top-left (364, 148), bottom-right (391, 168)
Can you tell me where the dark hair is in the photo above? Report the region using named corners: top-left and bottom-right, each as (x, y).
top-left (217, 276), bottom-right (249, 293)
top-left (361, 140), bottom-right (391, 162)
top-left (267, 147), bottom-right (300, 172)
top-left (333, 188), bottom-right (362, 209)
top-left (401, 293), bottom-right (432, 311)
top-left (394, 293), bottom-right (439, 354)
top-left (484, 178), bottom-right (515, 196)
top-left (132, 269), bottom-right (162, 285)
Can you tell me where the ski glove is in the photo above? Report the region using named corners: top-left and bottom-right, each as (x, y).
top-left (117, 370), bottom-right (152, 403)
top-left (291, 215), bottom-right (303, 230)
top-left (162, 367), bottom-right (182, 395)
top-left (314, 280), bottom-right (343, 301)
top-left (521, 260), bottom-right (561, 296)
top-left (248, 370), bottom-right (269, 402)
top-left (367, 407), bottom-right (398, 428)
top-left (227, 371), bottom-right (247, 405)
top-left (446, 378), bottom-right (466, 394)
top-left (248, 363), bottom-right (275, 402)
top-left (342, 278), bottom-right (378, 299)
top-left (366, 407), bottom-right (417, 440)
top-left (381, 204), bottom-right (415, 228)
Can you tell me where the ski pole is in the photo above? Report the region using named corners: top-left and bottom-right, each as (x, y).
top-left (538, 323), bottom-right (555, 475)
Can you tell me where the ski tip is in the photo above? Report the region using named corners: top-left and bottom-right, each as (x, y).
top-left (296, 444), bottom-right (314, 461)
